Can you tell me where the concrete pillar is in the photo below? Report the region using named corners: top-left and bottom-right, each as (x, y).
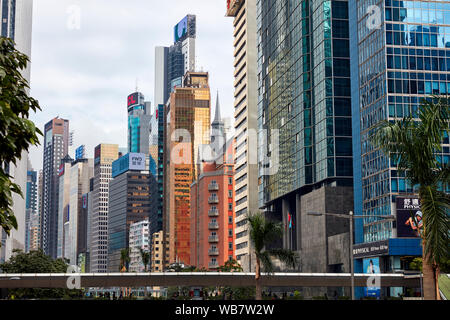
top-left (282, 198), bottom-right (289, 249)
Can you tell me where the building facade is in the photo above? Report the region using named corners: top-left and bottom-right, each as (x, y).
top-left (127, 92), bottom-right (151, 154)
top-left (56, 155), bottom-right (73, 259)
top-left (25, 162), bottom-right (37, 253)
top-left (190, 97), bottom-right (236, 270)
top-left (90, 144), bottom-right (119, 273)
top-left (164, 71), bottom-right (211, 267)
top-left (349, 0), bottom-right (449, 297)
top-left (129, 219), bottom-right (150, 272)
top-left (40, 117), bottom-right (70, 258)
top-left (108, 153), bottom-right (151, 272)
top-left (226, 0), bottom-right (259, 272)
top-left (0, 0), bottom-right (34, 263)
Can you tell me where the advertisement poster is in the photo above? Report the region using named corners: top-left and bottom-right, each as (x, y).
top-left (396, 197), bottom-right (422, 237)
top-left (363, 258), bottom-right (381, 298)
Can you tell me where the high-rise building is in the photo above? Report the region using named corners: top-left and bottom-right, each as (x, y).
top-left (150, 230), bottom-right (164, 272)
top-left (90, 144), bottom-right (118, 273)
top-left (190, 96), bottom-right (236, 270)
top-left (29, 169), bottom-right (43, 251)
top-left (127, 92), bottom-right (152, 154)
top-left (108, 153), bottom-right (151, 272)
top-left (154, 14), bottom-right (196, 107)
top-left (164, 71), bottom-right (211, 267)
top-left (40, 117), bottom-right (70, 258)
top-left (225, 0), bottom-right (259, 272)
top-left (149, 104), bottom-right (165, 237)
top-left (25, 160), bottom-right (37, 253)
top-left (129, 219), bottom-right (150, 272)
top-left (0, 0), bottom-right (34, 263)
top-left (256, 0), bottom-right (354, 296)
top-left (57, 155), bottom-right (73, 258)
top-left (349, 0), bottom-right (447, 297)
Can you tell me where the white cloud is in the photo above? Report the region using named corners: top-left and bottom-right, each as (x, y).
top-left (28, 0), bottom-right (235, 170)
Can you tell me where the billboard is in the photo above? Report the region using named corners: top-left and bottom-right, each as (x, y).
top-left (94, 145), bottom-right (101, 164)
top-left (127, 92), bottom-right (140, 107)
top-left (396, 197), bottom-right (422, 238)
top-left (174, 15), bottom-right (188, 42)
top-left (75, 145), bottom-right (85, 160)
top-left (112, 153), bottom-right (146, 178)
top-left (363, 258), bottom-right (381, 298)
top-left (58, 164), bottom-right (65, 177)
top-left (352, 240), bottom-right (389, 259)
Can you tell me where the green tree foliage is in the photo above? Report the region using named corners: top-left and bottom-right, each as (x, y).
top-left (119, 248), bottom-right (130, 272)
top-left (0, 37), bottom-right (42, 239)
top-left (371, 97), bottom-right (450, 299)
top-left (217, 259), bottom-right (243, 272)
top-left (248, 211), bottom-right (298, 300)
top-left (139, 248), bottom-right (150, 272)
top-left (0, 249), bottom-right (82, 299)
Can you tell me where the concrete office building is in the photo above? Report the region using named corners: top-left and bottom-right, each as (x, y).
top-left (40, 117), bottom-right (70, 258)
top-left (56, 155), bottom-right (73, 258)
top-left (127, 92), bottom-right (152, 154)
top-left (0, 0), bottom-right (33, 263)
top-left (108, 153), bottom-right (151, 272)
top-left (349, 0), bottom-right (450, 298)
top-left (190, 97), bottom-right (236, 270)
top-left (164, 71), bottom-right (211, 267)
top-left (154, 14), bottom-right (196, 107)
top-left (256, 0), bottom-right (354, 296)
top-left (150, 231), bottom-right (164, 272)
top-left (90, 144), bottom-right (119, 273)
top-left (225, 0), bottom-right (259, 272)
top-left (129, 219), bottom-right (150, 272)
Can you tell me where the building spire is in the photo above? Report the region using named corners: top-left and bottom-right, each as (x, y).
top-left (213, 90), bottom-right (223, 125)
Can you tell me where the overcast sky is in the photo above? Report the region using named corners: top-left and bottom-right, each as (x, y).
top-left (28, 0), bottom-right (235, 171)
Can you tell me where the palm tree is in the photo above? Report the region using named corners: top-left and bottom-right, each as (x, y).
top-left (119, 248), bottom-right (130, 272)
top-left (139, 248), bottom-right (150, 272)
top-left (247, 211), bottom-right (298, 300)
top-left (371, 97), bottom-right (450, 300)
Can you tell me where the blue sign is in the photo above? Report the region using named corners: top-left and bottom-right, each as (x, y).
top-left (75, 145), bottom-right (85, 160)
top-left (112, 153), bottom-right (146, 178)
top-left (174, 15), bottom-right (188, 42)
top-left (363, 258), bottom-right (381, 298)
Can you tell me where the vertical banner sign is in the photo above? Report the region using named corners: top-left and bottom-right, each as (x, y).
top-left (363, 257), bottom-right (381, 298)
top-left (396, 197), bottom-right (422, 237)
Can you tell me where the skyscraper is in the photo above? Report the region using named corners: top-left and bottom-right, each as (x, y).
top-left (164, 71), bottom-right (211, 266)
top-left (25, 160), bottom-right (37, 253)
top-left (127, 92), bottom-right (152, 154)
top-left (41, 117), bottom-right (70, 258)
top-left (350, 0), bottom-right (447, 297)
top-left (256, 0), bottom-right (354, 295)
top-left (57, 154), bottom-right (73, 259)
top-left (154, 14), bottom-right (196, 107)
top-left (90, 144), bottom-right (118, 273)
top-left (226, 0), bottom-right (259, 272)
top-left (0, 0), bottom-right (34, 263)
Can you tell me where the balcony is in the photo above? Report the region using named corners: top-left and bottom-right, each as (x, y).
top-left (208, 221), bottom-right (219, 230)
top-left (226, 0), bottom-right (243, 17)
top-left (208, 248), bottom-right (219, 256)
top-left (208, 235), bottom-right (219, 243)
top-left (208, 196), bottom-right (219, 204)
top-left (208, 182), bottom-right (219, 191)
top-left (208, 262), bottom-right (219, 269)
top-left (208, 208), bottom-right (219, 217)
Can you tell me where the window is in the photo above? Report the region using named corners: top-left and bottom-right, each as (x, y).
top-left (228, 203), bottom-right (233, 211)
top-left (228, 177), bottom-right (233, 185)
top-left (228, 216), bottom-right (233, 224)
top-left (228, 190), bottom-right (233, 198)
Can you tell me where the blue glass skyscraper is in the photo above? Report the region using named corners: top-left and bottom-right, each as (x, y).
top-left (127, 91), bottom-right (151, 154)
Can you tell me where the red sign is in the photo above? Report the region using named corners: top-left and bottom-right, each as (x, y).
top-left (58, 164), bottom-right (65, 177)
top-left (156, 109), bottom-right (158, 120)
top-left (127, 93), bottom-right (139, 107)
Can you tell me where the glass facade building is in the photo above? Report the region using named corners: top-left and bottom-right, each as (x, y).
top-left (127, 92), bottom-right (151, 154)
top-left (350, 0), bottom-right (449, 296)
top-left (257, 0), bottom-right (353, 217)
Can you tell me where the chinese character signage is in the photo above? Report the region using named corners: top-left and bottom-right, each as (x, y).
top-left (396, 197), bottom-right (422, 238)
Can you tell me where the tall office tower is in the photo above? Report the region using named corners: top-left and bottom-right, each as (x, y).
top-left (25, 160), bottom-right (37, 253)
top-left (256, 0), bottom-right (354, 296)
top-left (57, 155), bottom-right (73, 258)
top-left (84, 177), bottom-right (93, 272)
top-left (225, 0), bottom-right (259, 272)
top-left (127, 92), bottom-right (152, 154)
top-left (129, 219), bottom-right (150, 272)
top-left (108, 153), bottom-right (150, 272)
top-left (40, 117), bottom-right (70, 258)
top-left (190, 97), bottom-right (236, 270)
top-left (31, 169), bottom-right (43, 250)
top-left (149, 104), bottom-right (165, 237)
top-left (0, 0), bottom-right (33, 263)
top-left (154, 15), bottom-right (196, 107)
top-left (349, 0), bottom-right (450, 298)
top-left (164, 71), bottom-right (211, 267)
top-left (90, 144), bottom-right (118, 273)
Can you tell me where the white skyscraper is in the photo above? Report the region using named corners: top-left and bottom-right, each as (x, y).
top-left (0, 0), bottom-right (34, 263)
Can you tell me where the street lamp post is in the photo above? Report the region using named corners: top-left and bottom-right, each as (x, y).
top-left (307, 211), bottom-right (395, 300)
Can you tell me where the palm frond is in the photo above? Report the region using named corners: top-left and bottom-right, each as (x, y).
top-left (257, 251), bottom-right (274, 274)
top-left (268, 248), bottom-right (298, 269)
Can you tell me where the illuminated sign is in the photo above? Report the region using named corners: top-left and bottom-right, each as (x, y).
top-left (94, 145), bottom-right (101, 164)
top-left (128, 92), bottom-right (139, 107)
top-left (112, 153), bottom-right (146, 178)
top-left (75, 145), bottom-right (85, 160)
top-left (396, 197), bottom-right (422, 238)
top-left (82, 194), bottom-right (87, 209)
top-left (174, 16), bottom-right (188, 42)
